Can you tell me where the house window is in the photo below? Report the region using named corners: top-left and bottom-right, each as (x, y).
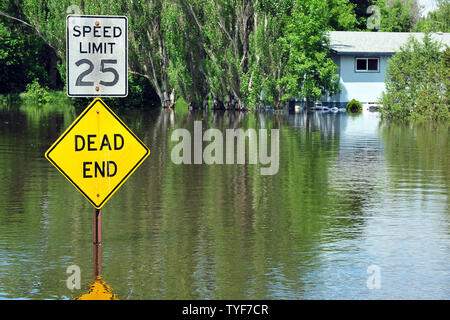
top-left (355, 57), bottom-right (379, 72)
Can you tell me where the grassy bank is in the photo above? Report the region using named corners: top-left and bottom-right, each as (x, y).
top-left (0, 90), bottom-right (71, 110)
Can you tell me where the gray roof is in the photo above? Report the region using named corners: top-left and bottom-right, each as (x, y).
top-left (327, 31), bottom-right (450, 54)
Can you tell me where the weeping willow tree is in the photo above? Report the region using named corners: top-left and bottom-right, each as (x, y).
top-left (127, 0), bottom-right (174, 108)
top-left (245, 0), bottom-right (294, 109)
top-left (1, 0), bottom-right (175, 107)
top-left (2, 0), bottom-right (354, 110)
top-left (177, 0), bottom-right (256, 110)
top-left (165, 1), bottom-right (210, 109)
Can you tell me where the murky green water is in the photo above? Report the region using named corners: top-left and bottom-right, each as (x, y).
top-left (0, 102), bottom-right (448, 299)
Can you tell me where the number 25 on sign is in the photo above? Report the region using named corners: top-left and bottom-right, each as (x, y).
top-left (45, 98), bottom-right (150, 209)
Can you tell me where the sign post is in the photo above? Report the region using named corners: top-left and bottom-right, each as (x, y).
top-left (46, 16), bottom-right (147, 298)
top-left (93, 208), bottom-right (102, 245)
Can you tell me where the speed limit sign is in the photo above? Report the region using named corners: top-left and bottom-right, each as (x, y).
top-left (66, 15), bottom-right (128, 97)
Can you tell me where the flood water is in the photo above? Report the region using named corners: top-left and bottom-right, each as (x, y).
top-left (0, 102), bottom-right (448, 300)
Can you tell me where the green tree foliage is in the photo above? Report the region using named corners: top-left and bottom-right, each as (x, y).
top-left (280, 0), bottom-right (340, 109)
top-left (72, 73), bottom-right (159, 111)
top-left (349, 0), bottom-right (374, 29)
top-left (165, 1), bottom-right (209, 108)
top-left (2, 0), bottom-right (357, 110)
top-left (348, 0), bottom-right (421, 31)
top-left (415, 0), bottom-right (450, 32)
top-left (24, 79), bottom-right (50, 105)
top-left (165, 0), bottom-right (353, 109)
top-left (244, 0), bottom-right (348, 109)
top-left (177, 0), bottom-right (256, 109)
top-left (381, 34), bottom-right (449, 121)
top-left (14, 0), bottom-right (161, 107)
top-left (375, 0), bottom-right (420, 32)
top-left (0, 1), bottom-right (59, 93)
top-left (327, 0), bottom-right (358, 30)
top-left (244, 0), bottom-right (294, 109)
top-left (126, 0), bottom-right (176, 107)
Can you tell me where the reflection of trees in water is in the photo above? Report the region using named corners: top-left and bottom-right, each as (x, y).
top-left (4, 105), bottom-right (371, 298)
top-left (139, 109), bottom-right (372, 298)
top-left (0, 107), bottom-right (76, 220)
top-left (285, 110), bottom-right (345, 139)
top-left (151, 108), bottom-right (176, 166)
top-left (381, 122), bottom-right (449, 194)
top-left (325, 114), bottom-right (385, 229)
top-left (0, 106), bottom-right (97, 299)
top-left (145, 109), bottom-right (366, 298)
top-left (0, 105), bottom-right (385, 299)
top-left (75, 245), bottom-right (119, 300)
top-left (147, 109), bottom-right (258, 298)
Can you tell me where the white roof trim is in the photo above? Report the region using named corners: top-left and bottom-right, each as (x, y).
top-left (327, 31), bottom-right (450, 54)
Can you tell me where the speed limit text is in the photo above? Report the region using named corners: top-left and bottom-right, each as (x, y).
top-left (71, 25), bottom-right (123, 55)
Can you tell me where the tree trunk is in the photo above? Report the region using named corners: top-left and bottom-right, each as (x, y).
top-left (305, 98), bottom-right (311, 111)
top-left (47, 47), bottom-right (59, 90)
top-left (306, 111), bottom-right (310, 131)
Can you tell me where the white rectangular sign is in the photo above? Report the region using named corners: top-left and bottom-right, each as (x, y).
top-left (66, 15), bottom-right (128, 97)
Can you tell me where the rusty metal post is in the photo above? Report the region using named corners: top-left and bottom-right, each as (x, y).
top-left (93, 208), bottom-right (102, 245)
top-left (93, 242), bottom-right (102, 278)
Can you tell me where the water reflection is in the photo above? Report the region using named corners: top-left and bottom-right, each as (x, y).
top-left (75, 277), bottom-right (118, 300)
top-left (75, 245), bottom-right (118, 300)
top-left (0, 103), bottom-right (448, 299)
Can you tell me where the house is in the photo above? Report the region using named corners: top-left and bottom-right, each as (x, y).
top-left (322, 31), bottom-right (450, 108)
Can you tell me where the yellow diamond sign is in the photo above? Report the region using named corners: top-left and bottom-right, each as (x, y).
top-left (45, 98), bottom-right (150, 209)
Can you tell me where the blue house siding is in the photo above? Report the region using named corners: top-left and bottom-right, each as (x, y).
top-left (322, 31), bottom-right (450, 108)
top-left (323, 54), bottom-right (392, 107)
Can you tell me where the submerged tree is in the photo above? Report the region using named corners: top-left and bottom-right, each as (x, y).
top-left (244, 0), bottom-right (294, 109)
top-left (178, 0), bottom-right (257, 110)
top-left (165, 1), bottom-right (209, 109)
top-left (1, 0), bottom-right (354, 110)
top-left (127, 0), bottom-right (174, 107)
top-left (243, 0), bottom-right (347, 109)
top-left (280, 0), bottom-right (340, 109)
top-left (381, 34), bottom-right (449, 121)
